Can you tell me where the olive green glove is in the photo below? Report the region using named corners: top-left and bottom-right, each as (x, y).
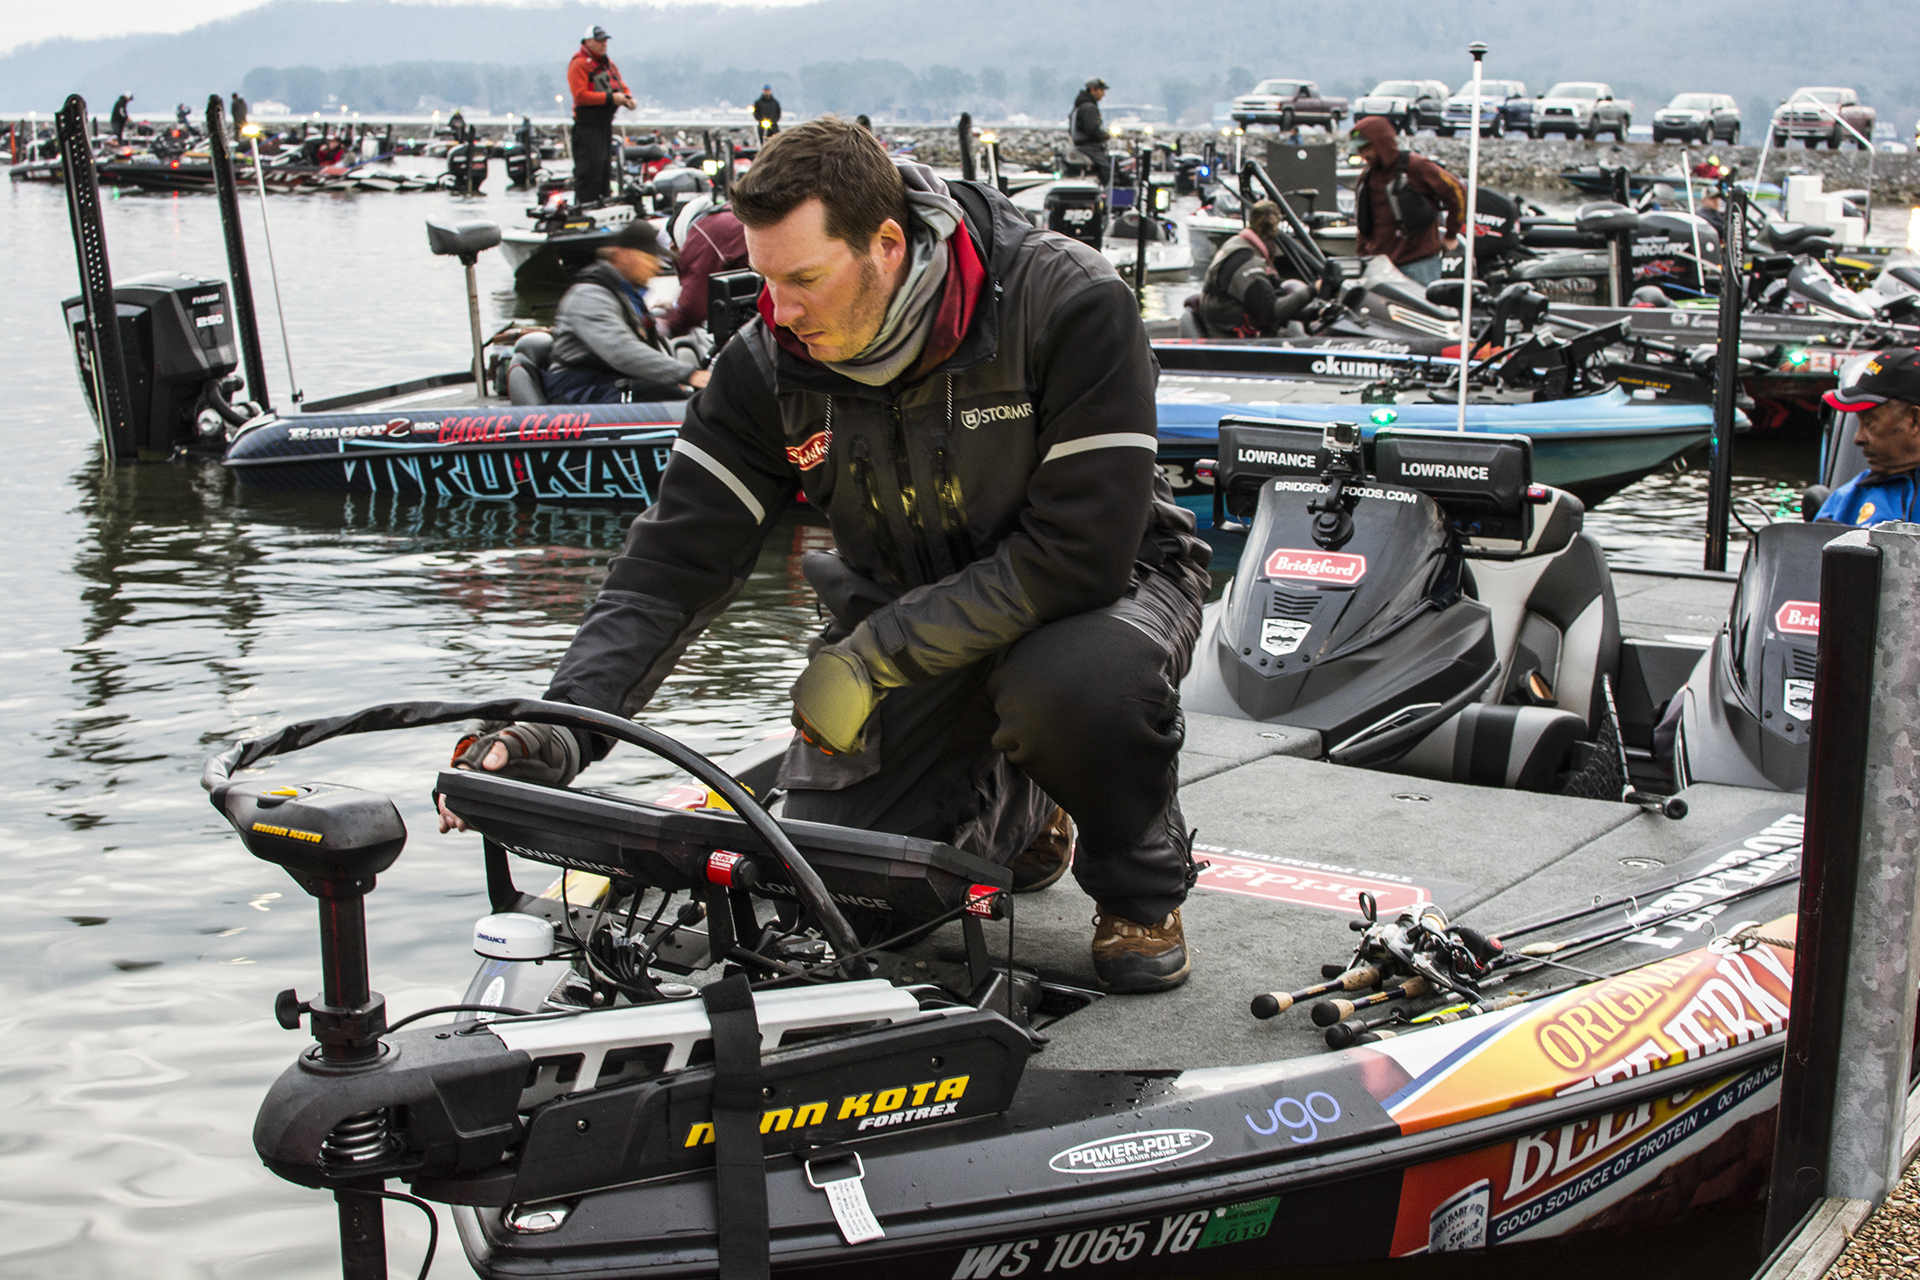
top-left (790, 626), bottom-right (905, 756)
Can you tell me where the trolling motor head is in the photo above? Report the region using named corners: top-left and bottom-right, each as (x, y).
top-left (211, 780), bottom-right (404, 1066)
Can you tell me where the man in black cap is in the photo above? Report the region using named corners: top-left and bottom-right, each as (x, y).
top-left (569, 24), bottom-right (635, 205)
top-left (1814, 349), bottom-right (1920, 526)
top-left (544, 220), bottom-right (711, 404)
top-left (1070, 78), bottom-right (1110, 178)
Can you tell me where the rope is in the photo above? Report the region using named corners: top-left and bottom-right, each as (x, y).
top-left (1726, 922), bottom-right (1796, 952)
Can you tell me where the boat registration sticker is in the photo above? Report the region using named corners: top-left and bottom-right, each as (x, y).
top-left (1263, 549), bottom-right (1367, 585)
top-left (1774, 600), bottom-right (1820, 636)
top-left (1196, 1197), bottom-right (1279, 1248)
top-left (1260, 618), bottom-right (1311, 656)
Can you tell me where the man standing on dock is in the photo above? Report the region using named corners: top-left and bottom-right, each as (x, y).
top-left (442, 118), bottom-right (1211, 994)
top-left (569, 24), bottom-right (635, 206)
top-left (1351, 115), bottom-right (1465, 286)
top-left (1070, 78), bottom-right (1110, 178)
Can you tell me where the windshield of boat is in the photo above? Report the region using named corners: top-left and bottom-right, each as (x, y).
top-left (1545, 84), bottom-right (1602, 100)
top-left (1370, 82), bottom-right (1425, 98)
top-left (1253, 80), bottom-right (1308, 97)
top-left (1669, 94), bottom-right (1717, 110)
top-left (1455, 81), bottom-right (1522, 98)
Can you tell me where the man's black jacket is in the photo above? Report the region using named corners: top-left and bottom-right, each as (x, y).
top-left (545, 179), bottom-right (1206, 741)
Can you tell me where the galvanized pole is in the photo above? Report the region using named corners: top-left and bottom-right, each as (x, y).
top-left (1762, 523), bottom-right (1920, 1247)
top-left (1456, 42), bottom-right (1487, 432)
top-left (1703, 182), bottom-right (1743, 572)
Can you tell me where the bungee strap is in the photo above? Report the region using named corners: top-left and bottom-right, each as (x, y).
top-left (701, 974), bottom-right (770, 1280)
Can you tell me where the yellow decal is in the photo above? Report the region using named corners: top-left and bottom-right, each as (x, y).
top-left (250, 822), bottom-right (322, 844)
top-left (680, 1076), bottom-right (972, 1146)
top-left (1856, 502), bottom-right (1876, 525)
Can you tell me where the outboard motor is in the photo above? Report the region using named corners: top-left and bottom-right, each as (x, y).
top-left (505, 118), bottom-right (538, 189)
top-left (1670, 520), bottom-right (1851, 791)
top-left (1630, 210), bottom-right (1719, 294)
top-left (1044, 181), bottom-right (1106, 249)
top-left (64, 272), bottom-right (240, 461)
top-left (445, 133), bottom-right (487, 195)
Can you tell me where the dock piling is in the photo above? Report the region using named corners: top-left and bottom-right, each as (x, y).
top-left (1761, 523), bottom-right (1920, 1251)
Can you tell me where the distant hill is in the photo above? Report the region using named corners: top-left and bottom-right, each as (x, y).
top-left (2, 0), bottom-right (1914, 137)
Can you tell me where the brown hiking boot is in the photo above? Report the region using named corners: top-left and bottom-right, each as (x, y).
top-left (1008, 807), bottom-right (1074, 893)
top-left (1091, 908), bottom-right (1191, 993)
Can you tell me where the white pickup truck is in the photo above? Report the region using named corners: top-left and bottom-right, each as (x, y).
top-left (1531, 82), bottom-right (1632, 141)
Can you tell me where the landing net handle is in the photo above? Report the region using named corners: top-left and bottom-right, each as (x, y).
top-left (56, 94), bottom-right (135, 466)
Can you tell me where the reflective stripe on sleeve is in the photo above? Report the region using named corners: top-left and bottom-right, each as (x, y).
top-left (1041, 432), bottom-right (1160, 464)
top-left (672, 439), bottom-right (766, 522)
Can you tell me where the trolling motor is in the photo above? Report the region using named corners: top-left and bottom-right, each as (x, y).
top-left (210, 778), bottom-right (408, 1277)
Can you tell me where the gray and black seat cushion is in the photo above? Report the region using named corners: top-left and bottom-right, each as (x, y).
top-left (507, 332), bottom-right (554, 406)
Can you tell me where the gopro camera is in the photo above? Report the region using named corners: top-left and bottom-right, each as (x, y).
top-left (1322, 420), bottom-right (1363, 473)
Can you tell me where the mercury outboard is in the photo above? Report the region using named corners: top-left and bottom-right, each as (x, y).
top-left (1181, 419), bottom-right (1678, 806)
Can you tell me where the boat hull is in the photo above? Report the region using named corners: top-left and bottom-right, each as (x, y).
top-left (223, 402), bottom-right (687, 502)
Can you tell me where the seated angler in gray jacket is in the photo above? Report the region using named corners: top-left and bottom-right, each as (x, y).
top-left (543, 219), bottom-right (713, 404)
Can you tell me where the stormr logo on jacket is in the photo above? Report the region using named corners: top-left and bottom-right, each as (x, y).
top-left (786, 429), bottom-right (832, 470)
top-left (959, 402), bottom-right (1035, 430)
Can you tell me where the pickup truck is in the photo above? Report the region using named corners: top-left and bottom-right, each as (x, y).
top-left (1771, 88), bottom-right (1875, 148)
top-left (1230, 79), bottom-right (1349, 131)
top-left (1439, 80), bottom-right (1532, 137)
top-left (1352, 80), bottom-right (1449, 134)
top-left (1532, 82), bottom-right (1632, 140)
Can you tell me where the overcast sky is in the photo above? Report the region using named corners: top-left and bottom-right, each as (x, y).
top-left (0, 0), bottom-right (814, 57)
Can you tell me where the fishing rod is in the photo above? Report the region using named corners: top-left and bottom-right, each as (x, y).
top-left (1457, 41), bottom-right (1487, 434)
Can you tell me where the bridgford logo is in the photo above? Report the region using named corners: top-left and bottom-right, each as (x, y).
top-left (1309, 357), bottom-right (1388, 378)
top-left (1263, 549), bottom-right (1367, 585)
top-left (1774, 600), bottom-right (1820, 636)
top-left (960, 402), bottom-right (1034, 430)
top-left (1398, 461), bottom-right (1491, 481)
top-left (786, 429), bottom-right (833, 470)
top-left (1047, 1129), bottom-right (1213, 1175)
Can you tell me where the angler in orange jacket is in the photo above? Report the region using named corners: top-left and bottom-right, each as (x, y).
top-left (568, 24), bottom-right (635, 205)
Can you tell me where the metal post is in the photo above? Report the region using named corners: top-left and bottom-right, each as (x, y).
top-left (1456, 42), bottom-right (1487, 432)
top-left (204, 95), bottom-right (272, 414)
top-left (1680, 147), bottom-right (1704, 291)
top-left (54, 94), bottom-right (135, 467)
top-left (1703, 183), bottom-right (1744, 571)
top-left (335, 1183), bottom-right (389, 1280)
top-left (1132, 144), bottom-right (1149, 301)
top-left (464, 260), bottom-right (487, 398)
top-left (1763, 524), bottom-right (1920, 1247)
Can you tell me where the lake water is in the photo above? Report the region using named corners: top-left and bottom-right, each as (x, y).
top-left (0, 160), bottom-right (1820, 1277)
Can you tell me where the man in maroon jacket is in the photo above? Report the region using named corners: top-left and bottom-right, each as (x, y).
top-left (661, 206), bottom-right (750, 337)
top-left (1351, 115), bottom-right (1466, 285)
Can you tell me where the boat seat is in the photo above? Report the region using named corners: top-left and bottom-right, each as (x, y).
top-left (1767, 223), bottom-right (1835, 250)
top-left (1179, 293), bottom-right (1209, 338)
top-left (508, 332), bottom-right (553, 406)
top-left (1574, 202), bottom-right (1638, 235)
top-left (1394, 703), bottom-right (1588, 792)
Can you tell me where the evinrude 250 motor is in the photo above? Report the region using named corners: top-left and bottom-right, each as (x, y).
top-left (64, 271), bottom-right (243, 461)
top-left (1183, 419), bottom-right (1640, 798)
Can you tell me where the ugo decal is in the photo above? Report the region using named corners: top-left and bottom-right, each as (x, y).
top-left (1263, 549), bottom-right (1366, 585)
top-left (1774, 601), bottom-right (1819, 636)
top-left (1244, 1091), bottom-right (1342, 1143)
top-left (785, 429), bottom-right (833, 470)
top-left (1047, 1129), bottom-right (1212, 1175)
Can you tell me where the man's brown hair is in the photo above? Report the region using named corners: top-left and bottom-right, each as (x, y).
top-left (731, 116), bottom-right (909, 249)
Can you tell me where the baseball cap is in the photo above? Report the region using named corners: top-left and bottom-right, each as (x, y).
top-left (1825, 348), bottom-right (1920, 411)
top-left (605, 218), bottom-right (673, 262)
top-left (584, 24), bottom-right (610, 40)
top-left (1086, 78), bottom-right (1108, 91)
